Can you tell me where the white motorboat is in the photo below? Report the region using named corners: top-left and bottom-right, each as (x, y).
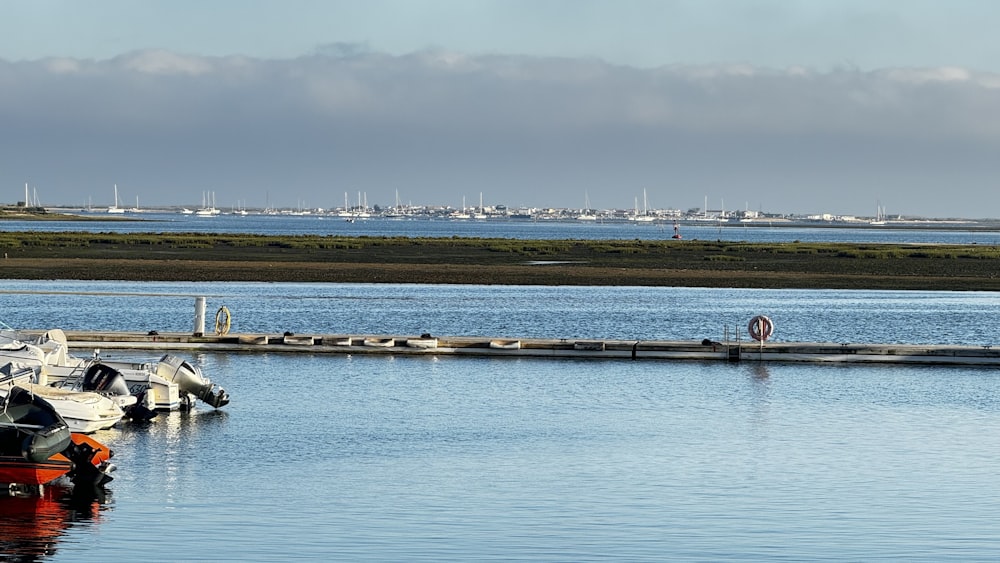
top-left (0, 362), bottom-right (125, 434)
top-left (16, 384), bottom-right (124, 434)
top-left (0, 329), bottom-right (228, 411)
top-left (0, 330), bottom-right (169, 413)
top-left (87, 360), bottom-right (181, 411)
top-left (53, 354), bottom-right (227, 411)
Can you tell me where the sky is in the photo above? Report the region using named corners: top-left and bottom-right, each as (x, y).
top-left (3, 0), bottom-right (1000, 218)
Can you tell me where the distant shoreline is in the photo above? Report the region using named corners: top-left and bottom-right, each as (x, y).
top-left (0, 210), bottom-right (144, 222)
top-left (5, 208), bottom-right (1000, 230)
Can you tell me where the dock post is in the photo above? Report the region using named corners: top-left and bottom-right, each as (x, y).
top-left (194, 297), bottom-right (206, 337)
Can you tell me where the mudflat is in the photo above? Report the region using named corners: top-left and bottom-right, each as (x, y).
top-left (1, 231), bottom-right (999, 290)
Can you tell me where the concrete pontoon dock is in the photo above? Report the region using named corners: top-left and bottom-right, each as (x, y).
top-left (33, 330), bottom-right (1000, 366)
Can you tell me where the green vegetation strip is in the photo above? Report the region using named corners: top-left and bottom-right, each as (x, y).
top-left (1, 231), bottom-right (999, 290)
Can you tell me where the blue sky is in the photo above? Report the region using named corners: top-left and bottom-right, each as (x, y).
top-left (3, 0), bottom-right (1000, 217)
top-left (7, 0), bottom-right (1000, 71)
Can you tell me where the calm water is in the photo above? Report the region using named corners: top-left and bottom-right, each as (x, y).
top-left (2, 282), bottom-right (1000, 561)
top-left (3, 212), bottom-right (1000, 244)
top-left (1, 281), bottom-right (999, 346)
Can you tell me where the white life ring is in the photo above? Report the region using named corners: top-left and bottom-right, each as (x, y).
top-left (748, 315), bottom-right (774, 342)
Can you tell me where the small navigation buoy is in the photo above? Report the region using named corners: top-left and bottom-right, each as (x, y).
top-left (748, 315), bottom-right (774, 342)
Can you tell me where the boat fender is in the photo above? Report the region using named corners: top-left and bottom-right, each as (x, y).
top-left (748, 315), bottom-right (774, 342)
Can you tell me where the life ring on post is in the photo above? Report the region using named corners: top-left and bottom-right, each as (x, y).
top-left (748, 315), bottom-right (774, 342)
top-left (214, 306), bottom-right (232, 336)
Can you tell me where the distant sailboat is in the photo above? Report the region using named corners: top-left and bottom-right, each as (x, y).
top-left (631, 189), bottom-right (655, 222)
top-left (870, 201), bottom-right (887, 225)
top-left (577, 192), bottom-right (597, 221)
top-left (107, 184), bottom-right (125, 214)
top-left (473, 192), bottom-right (488, 220)
top-left (195, 191), bottom-right (220, 216)
top-left (338, 192), bottom-right (353, 218)
top-left (451, 196), bottom-right (471, 220)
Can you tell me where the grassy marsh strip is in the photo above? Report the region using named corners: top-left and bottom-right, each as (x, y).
top-left (0, 232), bottom-right (999, 290)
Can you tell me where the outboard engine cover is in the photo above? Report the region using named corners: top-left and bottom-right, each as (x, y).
top-left (83, 364), bottom-right (132, 397)
top-left (154, 355), bottom-right (230, 408)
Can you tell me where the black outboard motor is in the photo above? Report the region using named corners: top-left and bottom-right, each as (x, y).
top-left (63, 440), bottom-right (115, 488)
top-left (83, 364), bottom-right (158, 422)
top-left (82, 363), bottom-right (131, 397)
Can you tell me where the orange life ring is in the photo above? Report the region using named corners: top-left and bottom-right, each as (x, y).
top-left (748, 315), bottom-right (774, 342)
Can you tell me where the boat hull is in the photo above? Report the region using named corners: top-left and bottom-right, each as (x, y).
top-left (20, 386), bottom-right (124, 434)
top-left (0, 457), bottom-right (73, 486)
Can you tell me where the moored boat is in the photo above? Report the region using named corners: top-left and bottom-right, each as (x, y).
top-left (0, 386), bottom-right (116, 487)
top-left (80, 360), bottom-right (181, 411)
top-left (14, 385), bottom-right (125, 434)
top-left (489, 339), bottom-right (521, 350)
top-left (0, 362), bottom-right (127, 433)
top-left (0, 329), bottom-right (227, 411)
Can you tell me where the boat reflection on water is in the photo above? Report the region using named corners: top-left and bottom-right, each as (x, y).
top-left (0, 483), bottom-right (110, 561)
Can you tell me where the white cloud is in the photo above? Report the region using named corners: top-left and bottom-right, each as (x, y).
top-left (43, 58), bottom-right (83, 74)
top-left (115, 49), bottom-right (214, 75)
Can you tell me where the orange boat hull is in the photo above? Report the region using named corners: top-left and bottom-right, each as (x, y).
top-left (0, 434), bottom-right (112, 486)
top-left (0, 457), bottom-right (73, 486)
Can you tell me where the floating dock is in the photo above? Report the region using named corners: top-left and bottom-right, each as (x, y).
top-left (37, 330), bottom-right (1000, 366)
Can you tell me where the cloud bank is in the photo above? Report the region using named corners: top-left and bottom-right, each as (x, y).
top-left (3, 47), bottom-right (999, 217)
